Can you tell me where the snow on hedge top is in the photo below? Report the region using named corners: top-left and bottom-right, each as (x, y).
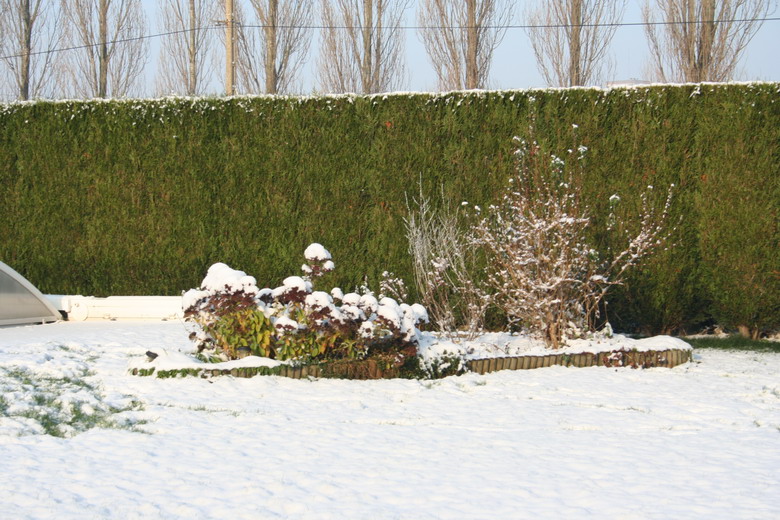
top-left (304, 243), bottom-right (331, 262)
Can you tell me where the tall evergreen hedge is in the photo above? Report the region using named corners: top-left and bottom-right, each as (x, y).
top-left (1, 83), bottom-right (777, 335)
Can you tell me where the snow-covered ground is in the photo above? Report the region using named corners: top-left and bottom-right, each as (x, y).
top-left (1, 320), bottom-right (778, 519)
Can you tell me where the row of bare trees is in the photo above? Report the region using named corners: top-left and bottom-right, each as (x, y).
top-left (0, 0), bottom-right (147, 99)
top-left (0, 0), bottom-right (775, 100)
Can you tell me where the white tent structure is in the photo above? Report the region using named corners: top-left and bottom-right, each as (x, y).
top-left (0, 261), bottom-right (61, 326)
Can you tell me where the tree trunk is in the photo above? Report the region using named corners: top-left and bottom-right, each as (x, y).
top-left (19, 0), bottom-right (32, 100)
top-left (373, 0), bottom-right (383, 93)
top-left (737, 325), bottom-right (760, 340)
top-left (696, 0), bottom-right (716, 82)
top-left (188, 0), bottom-right (197, 95)
top-left (465, 0), bottom-right (478, 89)
top-left (264, 0), bottom-right (278, 94)
top-left (98, 0), bottom-right (109, 98)
top-left (362, 0), bottom-right (373, 93)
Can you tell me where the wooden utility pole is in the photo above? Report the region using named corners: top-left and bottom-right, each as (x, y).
top-left (225, 0), bottom-right (236, 95)
top-left (568, 0), bottom-right (583, 87)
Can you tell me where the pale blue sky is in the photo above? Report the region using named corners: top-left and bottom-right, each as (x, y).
top-left (142, 0), bottom-right (779, 94)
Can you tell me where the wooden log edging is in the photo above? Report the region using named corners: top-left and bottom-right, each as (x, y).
top-left (467, 348), bottom-right (692, 375)
top-left (130, 348), bottom-right (691, 380)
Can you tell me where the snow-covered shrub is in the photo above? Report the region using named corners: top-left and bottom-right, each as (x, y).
top-left (473, 134), bottom-right (673, 349)
top-left (405, 187), bottom-right (491, 341)
top-left (301, 243), bottom-right (335, 279)
top-left (183, 245), bottom-right (429, 362)
top-left (182, 264), bottom-right (274, 361)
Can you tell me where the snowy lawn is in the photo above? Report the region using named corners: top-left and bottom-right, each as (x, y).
top-left (1, 321), bottom-right (778, 519)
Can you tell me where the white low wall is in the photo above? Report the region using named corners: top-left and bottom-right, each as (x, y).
top-left (46, 295), bottom-right (183, 321)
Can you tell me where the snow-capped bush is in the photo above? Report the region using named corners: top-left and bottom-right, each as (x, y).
top-left (182, 263), bottom-right (259, 314)
top-left (184, 244), bottom-right (428, 362)
top-left (301, 243), bottom-right (335, 278)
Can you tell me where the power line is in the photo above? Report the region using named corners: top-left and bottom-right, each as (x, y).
top-left (1, 16), bottom-right (778, 62)
top-left (243, 16), bottom-right (780, 31)
top-left (0, 26), bottom-right (223, 61)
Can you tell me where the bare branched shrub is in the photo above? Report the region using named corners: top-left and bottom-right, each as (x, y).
top-left (379, 271), bottom-right (409, 302)
top-left (474, 134), bottom-right (674, 349)
top-left (405, 187), bottom-right (491, 341)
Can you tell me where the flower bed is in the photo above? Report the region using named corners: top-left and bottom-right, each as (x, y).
top-left (129, 243), bottom-right (694, 380)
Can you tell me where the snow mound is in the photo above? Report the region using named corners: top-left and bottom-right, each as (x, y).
top-left (305, 291), bottom-right (333, 311)
top-left (417, 332), bottom-right (692, 366)
top-left (304, 243), bottom-right (332, 262)
top-left (182, 263), bottom-right (259, 310)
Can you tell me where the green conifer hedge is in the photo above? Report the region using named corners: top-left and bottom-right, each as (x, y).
top-left (1, 83), bottom-right (777, 335)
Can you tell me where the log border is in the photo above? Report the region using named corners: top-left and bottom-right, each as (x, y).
top-left (466, 348), bottom-right (691, 375)
top-left (129, 348), bottom-right (692, 380)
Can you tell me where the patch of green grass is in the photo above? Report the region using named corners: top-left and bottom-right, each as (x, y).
top-left (685, 336), bottom-right (780, 353)
top-left (1, 366), bottom-right (148, 438)
top-left (186, 405), bottom-right (240, 416)
top-left (19, 407), bottom-right (64, 437)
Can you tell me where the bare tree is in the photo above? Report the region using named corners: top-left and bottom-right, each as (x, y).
top-left (318, 0), bottom-right (410, 94)
top-left (643, 0), bottom-right (776, 82)
top-left (526, 0), bottom-right (626, 87)
top-left (60, 0), bottom-right (148, 98)
top-left (236, 0), bottom-right (313, 94)
top-left (155, 0), bottom-right (217, 97)
top-left (0, 0), bottom-right (63, 100)
top-left (418, 0), bottom-right (515, 90)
